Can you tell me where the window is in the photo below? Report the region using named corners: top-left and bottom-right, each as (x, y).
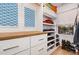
top-left (24, 8), bottom-right (35, 27)
top-left (0, 3), bottom-right (18, 26)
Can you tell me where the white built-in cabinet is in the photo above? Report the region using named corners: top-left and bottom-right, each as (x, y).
top-left (0, 34), bottom-right (47, 55)
top-left (0, 37), bottom-right (30, 55)
top-left (31, 34), bottom-right (47, 55)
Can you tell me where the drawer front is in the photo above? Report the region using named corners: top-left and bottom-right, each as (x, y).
top-left (31, 34), bottom-right (47, 47)
top-left (31, 43), bottom-right (47, 55)
top-left (0, 37), bottom-right (30, 55)
top-left (14, 49), bottom-right (30, 55)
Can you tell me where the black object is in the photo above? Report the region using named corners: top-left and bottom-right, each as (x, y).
top-left (62, 40), bottom-right (74, 51)
top-left (74, 23), bottom-right (79, 45)
top-left (73, 23), bottom-right (79, 51)
top-left (47, 36), bottom-right (54, 41)
top-left (43, 29), bottom-right (55, 31)
top-left (62, 40), bottom-right (70, 50)
top-left (47, 32), bottom-right (54, 36)
top-left (47, 41), bottom-right (55, 46)
top-left (56, 42), bottom-right (60, 47)
top-left (56, 34), bottom-right (59, 38)
top-left (62, 39), bottom-right (79, 52)
top-left (56, 39), bottom-right (59, 42)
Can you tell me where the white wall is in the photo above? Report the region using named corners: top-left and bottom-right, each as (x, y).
top-left (0, 3), bottom-right (43, 32)
top-left (35, 3), bottom-right (43, 31)
top-left (57, 9), bottom-right (77, 25)
top-left (57, 4), bottom-right (77, 25)
top-left (59, 34), bottom-right (74, 46)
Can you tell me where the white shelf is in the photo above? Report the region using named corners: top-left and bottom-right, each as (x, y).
top-left (56, 41), bottom-right (60, 44)
top-left (47, 46), bottom-right (60, 55)
top-left (47, 44), bottom-right (55, 48)
top-left (43, 6), bottom-right (57, 19)
top-left (47, 39), bottom-right (55, 43)
top-left (44, 31), bottom-right (55, 33)
top-left (43, 23), bottom-right (55, 26)
top-left (47, 46), bottom-right (56, 54)
top-left (48, 35), bottom-right (55, 37)
top-left (43, 4), bottom-right (58, 55)
top-left (47, 49), bottom-right (54, 55)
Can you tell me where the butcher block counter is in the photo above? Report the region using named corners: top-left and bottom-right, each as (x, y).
top-left (0, 31), bottom-right (47, 41)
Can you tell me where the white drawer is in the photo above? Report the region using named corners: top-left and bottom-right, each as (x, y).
top-left (14, 49), bottom-right (30, 55)
top-left (31, 43), bottom-right (47, 55)
top-left (31, 34), bottom-right (47, 47)
top-left (0, 37), bottom-right (30, 55)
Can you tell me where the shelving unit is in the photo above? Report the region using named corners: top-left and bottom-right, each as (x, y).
top-left (43, 5), bottom-right (57, 19)
top-left (43, 3), bottom-right (60, 54)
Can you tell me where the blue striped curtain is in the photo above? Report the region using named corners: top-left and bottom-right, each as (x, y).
top-left (24, 8), bottom-right (35, 27)
top-left (0, 3), bottom-right (18, 26)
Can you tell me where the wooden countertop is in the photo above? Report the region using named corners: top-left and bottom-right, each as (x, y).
top-left (0, 31), bottom-right (47, 41)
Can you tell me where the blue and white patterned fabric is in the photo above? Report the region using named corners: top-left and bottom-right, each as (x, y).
top-left (24, 8), bottom-right (35, 27)
top-left (0, 3), bottom-right (18, 26)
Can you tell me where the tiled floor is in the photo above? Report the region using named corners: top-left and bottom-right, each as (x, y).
top-left (51, 47), bottom-right (77, 55)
